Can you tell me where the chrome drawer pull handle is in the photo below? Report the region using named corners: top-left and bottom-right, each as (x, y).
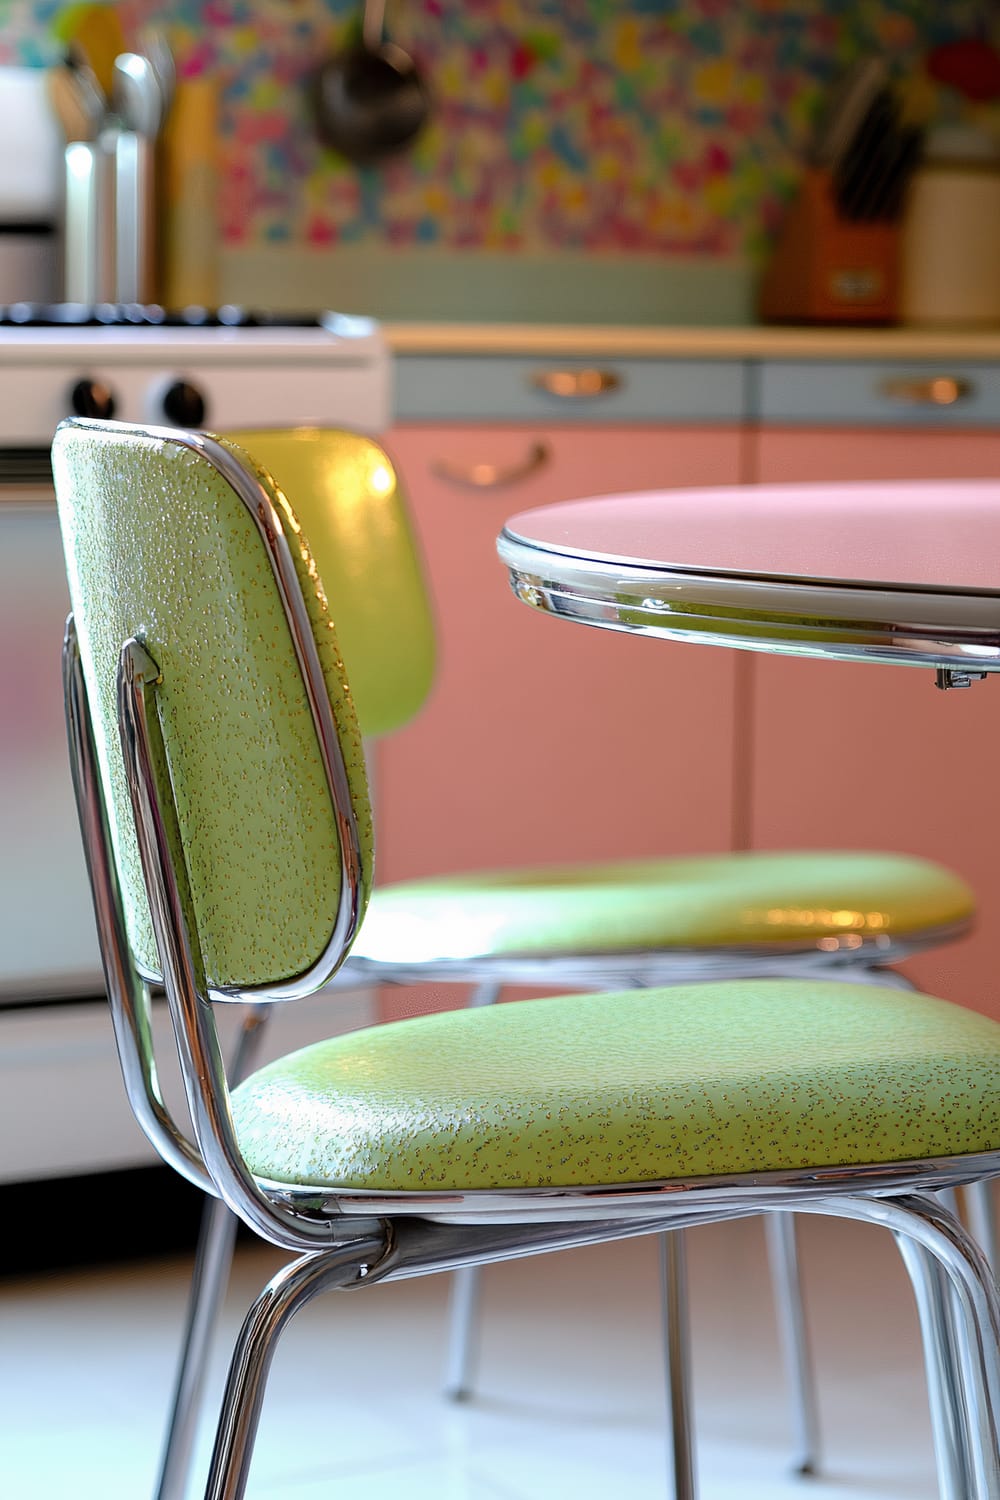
top-left (879, 376), bottom-right (973, 406)
top-left (431, 441), bottom-right (551, 490)
top-left (531, 368), bottom-right (621, 398)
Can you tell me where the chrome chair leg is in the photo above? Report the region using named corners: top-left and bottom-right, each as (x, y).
top-left (801, 1193), bottom-right (1000, 1500)
top-left (763, 1213), bottom-right (820, 1476)
top-left (442, 1251), bottom-right (482, 1401)
top-left (896, 1235), bottom-right (976, 1500)
top-left (448, 1219), bottom-right (701, 1500)
top-left (898, 1218), bottom-right (998, 1500)
top-left (154, 1008), bottom-right (271, 1500)
top-left (155, 1195), bottom-right (240, 1500)
top-left (202, 1238), bottom-right (384, 1500)
top-left (443, 978), bottom-right (502, 1401)
top-left (661, 1230), bottom-right (697, 1500)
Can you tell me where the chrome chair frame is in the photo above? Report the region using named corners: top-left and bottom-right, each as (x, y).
top-left (59, 638), bottom-right (1000, 1500)
top-left (59, 423), bottom-right (1000, 1500)
top-left (148, 845), bottom-right (983, 1497)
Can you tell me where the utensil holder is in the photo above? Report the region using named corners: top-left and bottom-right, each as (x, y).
top-left (901, 161), bottom-right (1000, 327)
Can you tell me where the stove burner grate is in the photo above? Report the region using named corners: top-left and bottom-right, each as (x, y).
top-left (0, 303), bottom-right (328, 329)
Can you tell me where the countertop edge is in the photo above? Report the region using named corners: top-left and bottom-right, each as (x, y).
top-left (384, 323), bottom-right (1000, 360)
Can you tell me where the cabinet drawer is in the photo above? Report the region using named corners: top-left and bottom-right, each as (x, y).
top-left (757, 360), bottom-right (1000, 428)
top-left (395, 355), bottom-right (745, 423)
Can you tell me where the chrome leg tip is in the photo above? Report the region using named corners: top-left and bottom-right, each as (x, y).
top-left (793, 1459), bottom-right (818, 1479)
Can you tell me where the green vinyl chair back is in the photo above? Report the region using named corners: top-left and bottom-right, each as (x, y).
top-left (230, 430), bottom-right (974, 961)
top-left (51, 418), bottom-right (374, 994)
top-left (226, 427), bottom-right (436, 739)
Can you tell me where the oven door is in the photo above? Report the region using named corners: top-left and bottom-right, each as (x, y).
top-left (0, 455), bottom-right (376, 1184)
top-left (0, 462), bottom-right (104, 1000)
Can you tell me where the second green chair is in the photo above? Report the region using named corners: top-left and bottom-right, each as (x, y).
top-left (153, 426), bottom-right (977, 1500)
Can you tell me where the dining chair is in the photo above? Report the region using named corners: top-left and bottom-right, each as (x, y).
top-left (51, 416), bottom-right (1000, 1500)
top-left (222, 429), bottom-right (983, 1462)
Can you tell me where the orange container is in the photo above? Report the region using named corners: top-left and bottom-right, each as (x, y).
top-left (758, 167), bottom-right (901, 325)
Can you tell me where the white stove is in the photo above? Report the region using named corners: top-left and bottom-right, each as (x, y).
top-left (0, 303), bottom-right (391, 448)
top-left (0, 304), bottom-right (391, 1182)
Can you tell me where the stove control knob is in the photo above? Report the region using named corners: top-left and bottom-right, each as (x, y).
top-left (161, 379), bottom-right (208, 428)
top-left (70, 378), bottom-right (116, 420)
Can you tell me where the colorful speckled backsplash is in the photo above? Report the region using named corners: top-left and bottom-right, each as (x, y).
top-left (3, 1), bottom-right (998, 258)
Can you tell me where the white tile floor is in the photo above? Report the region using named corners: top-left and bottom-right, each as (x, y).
top-left (1, 1210), bottom-right (944, 1499)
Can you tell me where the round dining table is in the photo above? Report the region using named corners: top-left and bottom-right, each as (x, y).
top-left (497, 479), bottom-right (1000, 689)
top-left (497, 476), bottom-right (1000, 1500)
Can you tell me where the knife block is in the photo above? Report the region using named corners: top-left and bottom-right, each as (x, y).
top-left (758, 167), bottom-right (900, 324)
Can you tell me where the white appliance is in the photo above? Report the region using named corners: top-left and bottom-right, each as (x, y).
top-left (0, 303), bottom-right (391, 1182)
top-left (0, 68), bottom-right (61, 305)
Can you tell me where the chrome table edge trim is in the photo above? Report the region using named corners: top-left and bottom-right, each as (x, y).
top-left (497, 529), bottom-right (1000, 672)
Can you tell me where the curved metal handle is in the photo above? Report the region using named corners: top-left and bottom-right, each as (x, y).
top-left (361, 0), bottom-right (386, 48)
top-left (531, 368), bottom-right (621, 398)
top-left (879, 376), bottom-right (973, 407)
top-left (430, 440), bottom-right (551, 490)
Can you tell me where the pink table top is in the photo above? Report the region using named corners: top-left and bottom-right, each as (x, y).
top-left (503, 480), bottom-right (1000, 594)
top-left (497, 480), bottom-right (1000, 676)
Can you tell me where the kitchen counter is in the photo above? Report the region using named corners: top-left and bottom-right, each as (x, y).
top-left (385, 322), bottom-right (1000, 360)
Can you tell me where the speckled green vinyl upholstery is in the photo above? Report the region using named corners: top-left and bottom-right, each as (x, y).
top-left (354, 848), bottom-right (973, 960)
top-left (231, 977), bottom-right (1000, 1190)
top-left (226, 427), bottom-right (434, 739)
top-left (51, 421), bottom-right (373, 991)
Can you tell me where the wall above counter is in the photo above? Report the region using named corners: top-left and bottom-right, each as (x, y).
top-left (218, 244), bottom-right (757, 325)
top-left (4, 0), bottom-right (998, 287)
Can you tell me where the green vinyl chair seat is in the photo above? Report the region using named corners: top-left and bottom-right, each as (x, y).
top-left (231, 977), bottom-right (1000, 1192)
top-left (353, 849), bottom-right (974, 963)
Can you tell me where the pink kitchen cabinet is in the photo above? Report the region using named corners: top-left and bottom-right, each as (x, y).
top-left (749, 426), bottom-right (1000, 1015)
top-left (375, 423), bottom-right (744, 1017)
